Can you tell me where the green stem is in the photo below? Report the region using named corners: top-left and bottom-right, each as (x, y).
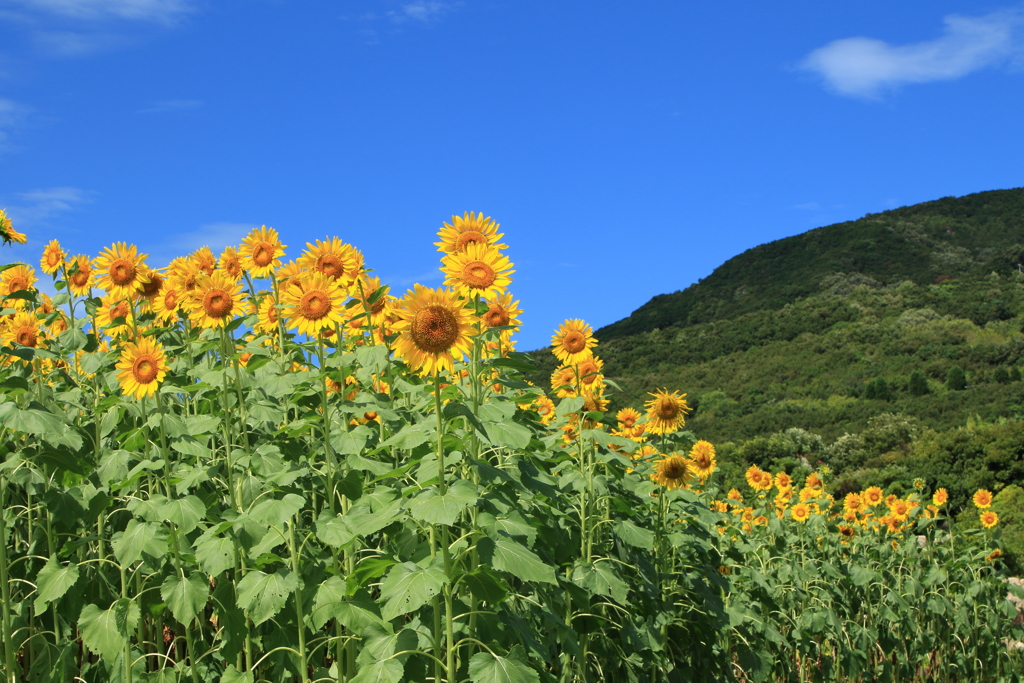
top-left (288, 518), bottom-right (309, 683)
top-left (0, 477), bottom-right (16, 683)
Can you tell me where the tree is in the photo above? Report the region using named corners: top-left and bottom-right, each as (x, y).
top-left (908, 370), bottom-right (929, 396)
top-left (1011, 366), bottom-right (1022, 382)
top-left (946, 365), bottom-right (967, 391)
top-left (994, 366), bottom-right (1010, 384)
top-left (864, 377), bottom-right (892, 401)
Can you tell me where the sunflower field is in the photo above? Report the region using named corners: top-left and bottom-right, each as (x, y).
top-left (0, 210), bottom-right (1021, 683)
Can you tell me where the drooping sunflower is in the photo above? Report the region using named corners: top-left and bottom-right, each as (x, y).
top-left (186, 272), bottom-right (246, 329)
top-left (440, 243), bottom-right (514, 299)
top-left (651, 454), bottom-right (692, 491)
top-left (218, 246), bottom-right (244, 280)
top-left (392, 284), bottom-right (475, 376)
top-left (240, 226), bottom-right (287, 277)
top-left (805, 472), bottom-right (824, 490)
top-left (94, 242), bottom-right (147, 299)
top-left (354, 275), bottom-right (394, 328)
top-left (151, 285), bottom-right (182, 326)
top-left (932, 488), bottom-right (948, 507)
top-left (0, 209), bottom-right (26, 245)
top-left (115, 336), bottom-right (170, 400)
top-left (688, 440), bottom-right (717, 480)
top-left (280, 271), bottom-right (348, 337)
top-left (987, 548), bottom-right (1003, 562)
top-left (644, 388), bottom-right (690, 435)
top-left (97, 295), bottom-right (135, 338)
top-left (2, 312), bottom-right (41, 348)
top-left (580, 388), bottom-right (608, 415)
top-left (551, 319), bottom-right (597, 366)
top-left (838, 525), bottom-right (856, 542)
top-left (64, 255), bottom-right (95, 297)
top-left (40, 240), bottom-right (66, 275)
top-left (980, 510), bottom-right (999, 529)
top-left (791, 503), bottom-right (811, 523)
top-left (435, 211), bottom-right (507, 255)
top-left (298, 237), bottom-right (363, 286)
top-left (863, 486), bottom-right (884, 507)
top-left (973, 489), bottom-right (993, 509)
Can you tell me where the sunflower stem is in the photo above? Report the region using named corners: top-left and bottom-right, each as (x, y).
top-left (0, 475), bottom-right (16, 683)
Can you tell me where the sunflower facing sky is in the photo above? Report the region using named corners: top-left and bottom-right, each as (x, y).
top-left (280, 271), bottom-right (348, 337)
top-left (240, 225), bottom-right (287, 277)
top-left (186, 272), bottom-right (247, 329)
top-left (115, 336), bottom-right (170, 400)
top-left (392, 284), bottom-right (475, 376)
top-left (435, 211), bottom-right (507, 255)
top-left (66, 255), bottom-right (95, 297)
top-left (644, 388), bottom-right (690, 435)
top-left (40, 240), bottom-right (65, 275)
top-left (94, 242), bottom-right (147, 300)
top-left (440, 242), bottom-right (514, 299)
top-left (551, 319), bottom-right (598, 366)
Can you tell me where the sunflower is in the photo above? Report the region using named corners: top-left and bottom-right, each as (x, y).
top-left (275, 259), bottom-right (305, 293)
top-left (651, 454), bottom-right (692, 491)
top-left (280, 271), bottom-right (348, 337)
top-left (580, 388), bottom-right (608, 415)
top-left (97, 295), bottom-right (135, 337)
top-left (240, 225), bottom-right (287, 277)
top-left (94, 242), bottom-right (147, 299)
top-left (188, 246), bottom-right (217, 277)
top-left (890, 499), bottom-right (911, 522)
top-left (574, 355), bottom-right (605, 391)
top-left (616, 407), bottom-right (641, 430)
top-left (1, 264), bottom-right (36, 308)
top-left (980, 511), bottom-right (999, 529)
top-left (843, 492), bottom-right (864, 514)
top-left (987, 548), bottom-right (1003, 562)
top-left (863, 486), bottom-right (884, 507)
top-left (838, 525), bottom-right (856, 542)
top-left (533, 395), bottom-right (557, 424)
top-left (440, 243), bottom-right (514, 299)
top-left (745, 465), bottom-right (771, 492)
top-left (551, 319), bottom-right (597, 366)
top-left (2, 312), bottom-right (41, 348)
top-left (255, 293), bottom-right (281, 335)
top-left (550, 365), bottom-right (577, 398)
top-left (932, 488), bottom-right (948, 507)
top-left (435, 211), bottom-right (506, 255)
top-left (47, 313), bottom-right (68, 338)
top-left (134, 266), bottom-right (165, 302)
top-left (775, 472), bottom-right (792, 490)
top-left (40, 240), bottom-right (66, 275)
top-left (151, 286), bottom-right (183, 326)
top-left (218, 246), bottom-right (244, 280)
top-left (168, 257), bottom-right (202, 293)
top-left (0, 210), bottom-right (26, 245)
top-left (481, 291), bottom-right (522, 333)
top-left (115, 336), bottom-right (170, 400)
top-left (973, 489), bottom-right (993, 509)
top-left (727, 489), bottom-right (743, 504)
top-left (688, 440), bottom-right (717, 480)
top-left (391, 284), bottom-right (475, 375)
top-left (298, 237), bottom-right (363, 286)
top-left (791, 503), bottom-right (810, 523)
top-left (805, 473), bottom-right (824, 490)
top-left (186, 272), bottom-right (246, 329)
top-left (354, 275), bottom-right (394, 327)
top-left (644, 388), bottom-right (690, 435)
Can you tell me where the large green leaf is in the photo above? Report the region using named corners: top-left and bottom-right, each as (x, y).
top-left (311, 579), bottom-right (388, 633)
top-left (356, 625), bottom-right (418, 667)
top-left (0, 402), bottom-right (82, 449)
top-left (161, 573), bottom-right (209, 625)
top-left (349, 659), bottom-right (404, 683)
top-left (111, 519), bottom-right (168, 567)
top-left (572, 561), bottom-right (629, 604)
top-left (79, 599), bottom-right (139, 662)
top-left (478, 537), bottom-right (556, 585)
top-left (236, 568), bottom-right (298, 626)
top-left (220, 665), bottom-right (255, 683)
top-left (160, 495), bottom-right (206, 534)
top-left (485, 421), bottom-right (532, 449)
top-left (379, 423), bottom-right (433, 449)
top-left (248, 493), bottom-right (305, 527)
top-left (194, 533), bottom-right (236, 577)
top-left (315, 510), bottom-right (357, 548)
top-left (468, 646), bottom-right (540, 683)
top-left (378, 560), bottom-right (449, 621)
top-left (613, 519), bottom-right (654, 550)
top-left (462, 568), bottom-right (508, 605)
top-left (34, 555), bottom-right (80, 613)
top-left (408, 479), bottom-right (478, 526)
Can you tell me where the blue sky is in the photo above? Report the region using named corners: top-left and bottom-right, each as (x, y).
top-left (1, 0), bottom-right (1023, 350)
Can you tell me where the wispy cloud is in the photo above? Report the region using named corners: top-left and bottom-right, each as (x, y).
top-left (799, 7), bottom-right (1024, 98)
top-left (0, 98), bottom-right (29, 149)
top-left (9, 0), bottom-right (193, 23)
top-left (387, 1), bottom-right (454, 24)
top-left (138, 98), bottom-right (202, 114)
top-left (146, 221), bottom-right (256, 267)
top-left (32, 29), bottom-right (130, 56)
top-left (0, 187), bottom-right (92, 229)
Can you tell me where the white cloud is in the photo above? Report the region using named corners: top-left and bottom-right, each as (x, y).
top-left (10, 0), bottom-right (192, 23)
top-left (138, 98), bottom-right (202, 114)
top-left (0, 98), bottom-right (27, 148)
top-left (388, 1), bottom-right (455, 24)
top-left (1, 187), bottom-right (92, 229)
top-left (799, 7), bottom-right (1024, 98)
top-left (32, 29), bottom-right (129, 56)
top-left (146, 221), bottom-right (256, 267)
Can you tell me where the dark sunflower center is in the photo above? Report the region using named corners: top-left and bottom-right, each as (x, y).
top-left (663, 457), bottom-right (687, 480)
top-left (411, 304), bottom-right (459, 354)
top-left (16, 328), bottom-right (37, 347)
top-left (140, 276), bottom-right (162, 297)
top-left (316, 254), bottom-right (344, 278)
top-left (203, 290), bottom-right (233, 318)
top-left (69, 269), bottom-right (90, 288)
top-left (110, 259), bottom-right (136, 286)
top-left (562, 331), bottom-right (586, 354)
top-left (694, 453), bottom-right (712, 469)
top-left (656, 398), bottom-right (679, 420)
top-left (454, 231), bottom-right (487, 251)
top-left (484, 305), bottom-right (509, 327)
top-left (164, 291), bottom-right (179, 310)
top-left (46, 251), bottom-right (62, 268)
top-left (252, 243), bottom-right (274, 267)
top-left (7, 277), bottom-right (29, 293)
top-left (461, 261), bottom-right (496, 289)
top-left (265, 303), bottom-right (279, 323)
top-left (299, 291), bottom-right (331, 319)
top-left (133, 356), bottom-right (158, 383)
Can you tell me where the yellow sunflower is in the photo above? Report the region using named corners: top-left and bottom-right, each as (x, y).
top-left (435, 211), bottom-right (507, 255)
top-left (791, 503), bottom-right (810, 523)
top-left (115, 336), bottom-right (170, 400)
top-left (980, 511), bottom-right (999, 529)
top-left (151, 286), bottom-right (183, 326)
top-left (550, 365), bottom-right (578, 398)
top-left (298, 237), bottom-right (363, 286)
top-left (932, 488), bottom-right (948, 507)
top-left (551, 319), bottom-right (598, 366)
top-left (973, 489), bottom-right (993, 509)
top-left (533, 395), bottom-right (557, 424)
top-left (987, 548), bottom-right (1003, 562)
top-left (616, 407), bottom-right (641, 430)
top-left (240, 225), bottom-right (287, 277)
top-left (354, 275), bottom-right (394, 328)
top-left (190, 246), bottom-right (217, 276)
top-left (94, 242), bottom-right (147, 299)
top-left (481, 291), bottom-right (522, 334)
top-left (218, 246), bottom-right (244, 280)
top-left (391, 284), bottom-right (475, 376)
top-left (775, 472), bottom-right (792, 489)
top-left (651, 454), bottom-right (692, 491)
top-left (574, 355), bottom-right (605, 392)
top-left (255, 293), bottom-right (282, 335)
top-left (863, 486), bottom-right (884, 507)
top-left (134, 266), bottom-right (165, 302)
top-left (688, 440), bottom-right (717, 480)
top-left (1, 264), bottom-right (36, 302)
top-left (843, 492), bottom-right (864, 514)
top-left (275, 259), bottom-right (305, 294)
top-left (40, 240), bottom-right (66, 275)
top-left (644, 388), bottom-right (690, 435)
top-left (65, 255), bottom-right (95, 297)
top-left (440, 243), bottom-right (514, 299)
top-left (745, 465), bottom-right (771, 492)
top-left (186, 272), bottom-right (246, 329)
top-left (97, 295), bottom-right (135, 338)
top-left (0, 209), bottom-right (26, 245)
top-left (280, 271), bottom-right (348, 337)
top-left (168, 257), bottom-right (202, 293)
top-left (2, 311), bottom-right (42, 348)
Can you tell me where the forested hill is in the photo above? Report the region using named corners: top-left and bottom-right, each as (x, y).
top-left (596, 187), bottom-right (1024, 341)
